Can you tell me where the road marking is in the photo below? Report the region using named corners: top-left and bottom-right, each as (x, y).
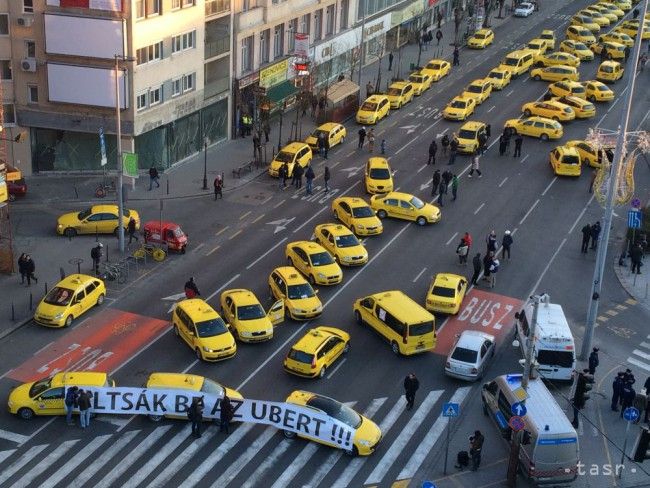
top-left (251, 213), bottom-right (265, 224)
top-left (34, 340), bottom-right (54, 356)
top-left (182, 359), bottom-right (199, 373)
top-left (292, 206), bottom-right (328, 233)
top-left (242, 437), bottom-right (294, 488)
top-left (568, 194), bottom-right (596, 234)
top-left (628, 357), bottom-right (650, 372)
top-left (607, 97), bottom-right (621, 112)
top-left (346, 150), bottom-right (356, 157)
top-left (395, 136), bottom-right (419, 155)
top-left (633, 349), bottom-right (650, 361)
top-left (527, 237), bottom-right (568, 298)
top-left (446, 232), bottom-right (458, 246)
top-left (522, 77), bottom-right (529, 83)
top-left (417, 164), bottom-right (428, 173)
top-left (40, 435), bottom-right (111, 488)
top-left (541, 176), bottom-right (557, 196)
top-left (270, 443), bottom-right (320, 488)
top-left (330, 161), bottom-right (341, 168)
top-left (326, 358), bottom-right (347, 379)
top-left (0, 444), bottom-right (48, 485)
top-left (398, 386), bottom-right (472, 479)
top-left (192, 242), bottom-right (206, 253)
top-left (239, 211), bottom-right (252, 220)
top-left (246, 238), bottom-right (288, 269)
top-left (506, 89), bottom-right (514, 96)
top-left (487, 106), bottom-right (495, 112)
top-left (520, 154), bottom-right (529, 164)
top-left (422, 119), bottom-right (441, 134)
top-left (499, 176), bottom-right (508, 187)
top-left (519, 199), bottom-right (539, 225)
top-left (206, 245), bottom-right (220, 256)
top-left (214, 427), bottom-right (278, 486)
top-left (0, 449), bottom-right (15, 465)
top-left (130, 428), bottom-right (189, 486)
top-left (20, 417), bottom-right (56, 445)
top-left (229, 229), bottom-right (243, 240)
top-left (0, 429), bottom-right (29, 444)
top-left (474, 202), bottom-right (485, 215)
top-left (216, 225), bottom-right (230, 236)
top-left (15, 439), bottom-right (80, 487)
top-left (205, 273), bottom-right (242, 302)
top-left (596, 112), bottom-right (607, 127)
top-left (273, 199), bottom-right (286, 209)
top-left (413, 267), bottom-right (428, 283)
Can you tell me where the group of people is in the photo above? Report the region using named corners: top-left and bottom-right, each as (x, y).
top-left (580, 221), bottom-right (602, 254)
top-left (17, 253), bottom-right (37, 286)
top-left (64, 386), bottom-right (93, 429)
top-left (187, 396), bottom-right (235, 438)
top-left (458, 230), bottom-right (513, 288)
top-left (430, 169), bottom-right (459, 206)
top-left (498, 128), bottom-right (523, 158)
top-left (357, 127), bottom-right (380, 153)
top-left (278, 162), bottom-right (326, 195)
top-left (611, 369), bottom-right (650, 424)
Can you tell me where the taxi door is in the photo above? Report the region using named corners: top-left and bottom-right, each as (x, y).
top-left (399, 199), bottom-right (416, 220)
top-left (175, 308), bottom-right (196, 348)
top-left (336, 201), bottom-right (353, 228)
top-left (404, 84), bottom-right (414, 103)
top-left (223, 298), bottom-right (237, 330)
top-left (267, 300), bottom-right (285, 325)
top-left (324, 336), bottom-right (346, 363)
top-left (71, 288), bottom-right (88, 316)
top-left (83, 213), bottom-right (104, 234)
top-left (33, 387), bottom-right (66, 415)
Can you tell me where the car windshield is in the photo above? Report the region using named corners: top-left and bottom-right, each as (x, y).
top-left (43, 287), bottom-right (74, 306)
top-left (432, 286), bottom-right (456, 298)
top-left (287, 283), bottom-right (315, 300)
top-left (288, 348), bottom-right (314, 364)
top-left (387, 88), bottom-right (402, 96)
top-left (451, 346), bottom-right (478, 363)
top-left (537, 349), bottom-right (574, 368)
top-left (352, 206), bottom-right (375, 218)
top-left (475, 33), bottom-right (487, 39)
top-left (29, 377), bottom-right (53, 398)
top-left (311, 129), bottom-right (328, 138)
top-left (237, 304), bottom-right (266, 320)
top-left (200, 378), bottom-right (225, 397)
top-left (409, 75), bottom-right (422, 82)
top-left (409, 196), bottom-right (425, 209)
top-left (467, 85), bottom-right (482, 93)
top-left (172, 228), bottom-right (184, 237)
top-left (541, 33), bottom-right (553, 39)
top-left (334, 234), bottom-right (360, 247)
top-left (489, 71), bottom-right (504, 79)
top-left (77, 208), bottom-right (92, 220)
top-left (562, 155), bottom-right (581, 165)
top-left (427, 63), bottom-right (442, 70)
top-left (195, 318), bottom-right (229, 337)
top-left (503, 57), bottom-right (519, 66)
top-left (575, 42), bottom-right (588, 50)
top-left (573, 86), bottom-right (585, 94)
top-left (450, 99), bottom-right (467, 108)
top-left (361, 102), bottom-right (378, 111)
top-left (409, 321), bottom-right (435, 336)
top-left (458, 129), bottom-right (477, 139)
top-left (597, 85), bottom-right (609, 91)
top-left (310, 251), bottom-right (335, 266)
top-left (369, 168), bottom-right (391, 179)
top-left (275, 151), bottom-right (294, 163)
top-left (584, 103), bottom-right (595, 111)
top-left (307, 396), bottom-right (362, 429)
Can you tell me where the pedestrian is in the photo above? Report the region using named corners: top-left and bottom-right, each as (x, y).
top-left (486, 231), bottom-right (498, 254)
top-left (631, 242), bottom-right (643, 274)
top-left (188, 397), bottom-right (204, 437)
top-left (358, 127), bottom-right (367, 148)
top-left (281, 162), bottom-right (289, 188)
top-left (77, 389), bottom-right (92, 429)
top-left (621, 382), bottom-right (636, 418)
top-left (581, 223), bottom-right (591, 253)
top-left (571, 370), bottom-right (590, 427)
top-left (486, 124), bottom-right (491, 138)
top-left (220, 395), bottom-right (234, 434)
top-left (367, 128), bottom-right (376, 152)
top-left (310, 95), bottom-right (318, 118)
top-left (634, 389), bottom-right (647, 424)
top-left (214, 174), bottom-right (223, 199)
top-left (644, 376), bottom-right (650, 423)
top-left (588, 347), bottom-right (599, 375)
top-left (478, 132), bottom-right (488, 155)
top-left (437, 180), bottom-right (445, 206)
top-left (22, 255), bottom-right (36, 286)
top-left (590, 221), bottom-right (601, 250)
top-left (239, 114), bottom-right (246, 138)
top-left (431, 169), bottom-right (441, 197)
top-left (148, 165), bottom-right (160, 190)
top-left (388, 51), bottom-right (394, 71)
top-left (453, 46), bottom-right (460, 66)
top-left (427, 139), bottom-right (438, 165)
top-left (323, 135), bottom-right (330, 159)
top-left (441, 134), bottom-right (450, 155)
top-left (624, 368), bottom-right (636, 386)
top-left (624, 46), bottom-right (630, 63)
top-left (463, 232), bottom-right (473, 251)
top-left (488, 257), bottom-right (500, 287)
top-left (294, 164), bottom-right (304, 189)
top-left (253, 131), bottom-right (261, 161)
top-left (437, 10), bottom-right (443, 29)
top-left (404, 373), bottom-right (420, 410)
top-left (483, 252), bottom-right (494, 282)
top-left (451, 174), bottom-right (459, 201)
top-left (366, 81), bottom-right (374, 98)
top-left (504, 128), bottom-right (512, 150)
top-left (305, 164), bottom-right (315, 195)
top-left (381, 139), bottom-right (386, 154)
top-left (638, 54), bottom-right (648, 73)
top-left (324, 166), bottom-right (331, 193)
top-left (502, 230), bottom-right (513, 260)
top-left (184, 277), bottom-right (201, 299)
top-left (18, 253), bottom-right (27, 284)
top-left (441, 170), bottom-right (452, 193)
top-left (457, 238), bottom-right (469, 265)
top-left (263, 121), bottom-right (270, 143)
top-left (65, 386), bottom-right (79, 425)
top-left (318, 132), bottom-right (327, 158)
top-left (469, 430), bottom-right (484, 471)
top-left (127, 217), bottom-right (138, 245)
top-left (448, 138), bottom-right (458, 165)
top-left (436, 29), bottom-right (443, 46)
top-left (91, 243), bottom-right (103, 276)
top-left (612, 372), bottom-right (625, 411)
top-left (468, 152), bottom-right (482, 177)
top-left (471, 253), bottom-right (482, 285)
top-left (589, 169), bottom-right (597, 193)
top-left (633, 7), bottom-right (640, 18)
top-left (513, 134), bottom-right (523, 158)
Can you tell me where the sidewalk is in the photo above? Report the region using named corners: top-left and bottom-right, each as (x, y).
top-left (614, 257), bottom-right (649, 312)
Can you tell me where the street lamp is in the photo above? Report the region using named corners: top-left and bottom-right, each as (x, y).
top-left (202, 136), bottom-right (209, 190)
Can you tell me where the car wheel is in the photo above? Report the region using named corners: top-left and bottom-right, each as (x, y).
top-left (416, 216), bottom-right (427, 226)
top-left (589, 95), bottom-right (596, 102)
top-left (333, 210), bottom-right (339, 220)
top-left (552, 116), bottom-right (559, 121)
top-left (377, 209), bottom-right (387, 219)
top-left (343, 342), bottom-right (351, 353)
top-left (96, 293), bottom-right (104, 306)
top-left (285, 307), bottom-right (292, 320)
top-left (64, 228), bottom-right (77, 238)
top-left (340, 136), bottom-right (345, 144)
top-left (149, 414), bottom-right (163, 422)
top-left (534, 75), bottom-right (542, 81)
top-left (540, 134), bottom-right (549, 141)
top-left (18, 407), bottom-right (35, 420)
top-left (195, 348), bottom-right (203, 361)
top-left (173, 326), bottom-right (179, 336)
top-left (391, 341), bottom-right (400, 355)
top-left (65, 315), bottom-right (73, 327)
top-left (8, 193), bottom-right (16, 202)
top-left (283, 430), bottom-right (296, 438)
top-left (345, 445), bottom-right (359, 457)
top-left (319, 366), bottom-right (327, 378)
top-left (287, 257), bottom-right (294, 266)
top-left (398, 103), bottom-right (402, 109)
top-left (523, 109), bottom-right (532, 117)
top-left (354, 310), bottom-right (363, 326)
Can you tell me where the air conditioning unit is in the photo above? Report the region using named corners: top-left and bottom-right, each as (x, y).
top-left (17, 16), bottom-right (34, 27)
top-left (21, 58), bottom-right (36, 72)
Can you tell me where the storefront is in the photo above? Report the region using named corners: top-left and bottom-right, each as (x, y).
top-left (387, 0), bottom-right (426, 51)
top-left (260, 59), bottom-right (296, 109)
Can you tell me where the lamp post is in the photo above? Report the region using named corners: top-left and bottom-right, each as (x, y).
top-left (357, 0), bottom-right (367, 89)
top-left (114, 54), bottom-right (125, 254)
top-left (202, 137), bottom-right (208, 190)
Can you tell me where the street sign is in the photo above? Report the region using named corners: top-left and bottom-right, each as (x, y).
top-left (442, 402), bottom-right (460, 417)
top-left (122, 152), bottom-right (139, 178)
top-left (512, 386), bottom-right (529, 402)
top-left (628, 209), bottom-right (642, 229)
top-left (509, 415), bottom-right (526, 432)
top-left (632, 198), bottom-right (641, 209)
top-left (422, 482), bottom-right (436, 488)
top-left (624, 407), bottom-right (640, 422)
top-left (511, 402), bottom-right (527, 417)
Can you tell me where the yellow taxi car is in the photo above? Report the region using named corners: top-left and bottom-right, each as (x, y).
top-left (530, 65), bottom-right (579, 82)
top-left (486, 67), bottom-right (512, 90)
top-left (566, 25), bottom-right (597, 45)
top-left (526, 38), bottom-right (549, 56)
top-left (548, 80), bottom-right (587, 99)
top-left (219, 288), bottom-right (284, 341)
top-left (314, 223), bottom-right (368, 266)
top-left (456, 121), bottom-right (488, 154)
top-left (173, 298), bottom-right (236, 361)
top-left (585, 4), bottom-right (619, 22)
top-left (421, 58), bottom-right (451, 81)
top-left (332, 196), bottom-right (383, 236)
top-left (462, 78), bottom-right (493, 105)
top-left (56, 205), bottom-right (140, 237)
top-left (284, 327), bottom-right (350, 378)
top-left (583, 80), bottom-right (614, 101)
top-left (356, 94), bottom-right (391, 124)
top-left (598, 31), bottom-right (634, 47)
top-left (284, 390), bottom-right (382, 456)
top-left (534, 52), bottom-right (581, 68)
top-left (606, 0), bottom-right (631, 10)
top-left (269, 142), bottom-right (312, 177)
top-left (268, 266), bottom-right (323, 320)
top-left (571, 14), bottom-right (601, 33)
top-left (550, 145), bottom-right (582, 176)
top-left (614, 21), bottom-right (650, 40)
top-left (504, 116), bottom-right (563, 140)
top-left (560, 40), bottom-right (596, 60)
top-left (145, 373), bottom-right (242, 422)
top-left (370, 192), bottom-right (441, 226)
top-left (551, 95), bottom-right (596, 118)
top-left (467, 28), bottom-right (494, 49)
top-left (408, 71), bottom-right (433, 95)
top-left (8, 371), bottom-right (114, 420)
top-left (386, 81), bottom-right (415, 109)
top-left (566, 139), bottom-right (613, 167)
top-left (285, 241), bottom-right (343, 286)
top-left (442, 96), bottom-right (477, 121)
top-left (425, 273), bottom-right (468, 315)
top-left (591, 40), bottom-right (626, 59)
top-left (34, 274), bottom-right (106, 327)
top-left (540, 29), bottom-right (557, 50)
top-left (522, 100), bottom-right (575, 121)
top-left (598, 2), bottom-right (625, 18)
top-left (597, 60), bottom-right (624, 82)
top-left (304, 123), bottom-right (347, 151)
top-left (579, 9), bottom-right (611, 26)
top-left (364, 157), bottom-right (394, 194)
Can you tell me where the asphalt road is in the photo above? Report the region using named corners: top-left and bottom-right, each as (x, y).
top-left (1, 1), bottom-right (650, 486)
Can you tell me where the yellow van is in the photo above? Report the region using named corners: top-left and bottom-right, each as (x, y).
top-left (353, 290), bottom-right (436, 355)
top-left (499, 49), bottom-right (536, 77)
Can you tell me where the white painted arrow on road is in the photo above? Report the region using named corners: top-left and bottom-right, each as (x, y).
top-left (266, 217), bottom-right (296, 234)
top-left (399, 124), bottom-right (421, 135)
top-left (162, 292), bottom-right (188, 313)
top-left (420, 182), bottom-right (431, 191)
top-left (340, 166), bottom-right (364, 178)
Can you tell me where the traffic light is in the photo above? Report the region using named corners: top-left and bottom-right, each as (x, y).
top-left (633, 427), bottom-right (650, 462)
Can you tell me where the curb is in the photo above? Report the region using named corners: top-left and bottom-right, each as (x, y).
top-left (613, 257), bottom-right (650, 312)
top-left (0, 316), bottom-right (33, 341)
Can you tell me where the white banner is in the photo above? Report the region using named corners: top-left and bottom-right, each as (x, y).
top-left (295, 33), bottom-right (310, 58)
top-left (69, 386), bottom-right (355, 450)
top-left (47, 0), bottom-right (123, 11)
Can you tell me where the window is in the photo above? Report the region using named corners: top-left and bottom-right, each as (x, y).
top-left (241, 35), bottom-right (253, 72)
top-left (326, 5), bottom-right (335, 36)
top-left (260, 29), bottom-right (269, 64)
top-left (147, 0), bottom-right (161, 15)
top-left (136, 92), bottom-right (147, 110)
top-left (340, 0), bottom-right (349, 29)
top-left (182, 73), bottom-right (195, 92)
top-left (0, 60), bottom-right (12, 80)
top-left (172, 0), bottom-right (181, 8)
top-left (26, 40), bottom-right (35, 58)
top-left (300, 14), bottom-right (310, 36)
top-left (149, 86), bottom-right (162, 106)
top-left (288, 18), bottom-right (297, 52)
top-left (27, 84), bottom-right (38, 103)
top-left (136, 0), bottom-right (162, 18)
top-left (183, 0), bottom-right (195, 5)
top-left (2, 104), bottom-right (16, 125)
top-left (172, 31), bottom-right (195, 53)
top-left (273, 24), bottom-right (284, 59)
top-left (314, 10), bottom-right (322, 41)
top-left (0, 14), bottom-right (9, 35)
top-left (135, 0), bottom-right (145, 18)
top-left (23, 0), bottom-right (34, 13)
top-left (172, 35), bottom-right (181, 53)
top-left (136, 41), bottom-right (163, 65)
top-left (171, 78), bottom-right (182, 97)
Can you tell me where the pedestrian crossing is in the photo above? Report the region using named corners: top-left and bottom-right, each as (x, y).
top-left (0, 387), bottom-right (472, 488)
top-left (627, 334), bottom-right (650, 373)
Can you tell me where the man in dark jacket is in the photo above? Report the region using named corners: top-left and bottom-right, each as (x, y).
top-left (220, 395), bottom-right (234, 434)
top-left (127, 217), bottom-right (138, 245)
top-left (431, 170), bottom-right (441, 197)
top-left (588, 347), bottom-right (599, 375)
top-left (631, 243), bottom-right (643, 274)
top-left (442, 170), bottom-right (452, 193)
top-left (214, 174), bottom-right (223, 199)
top-left (427, 140), bottom-right (438, 165)
top-left (591, 221), bottom-right (602, 249)
top-left (77, 389), bottom-right (92, 429)
top-left (502, 230), bottom-right (513, 260)
top-left (24, 255), bottom-right (37, 286)
top-left (469, 430), bottom-right (485, 471)
top-left (358, 127), bottom-right (367, 148)
top-left (441, 134), bottom-right (450, 155)
top-left (65, 386), bottom-right (79, 425)
top-left (305, 165), bottom-right (315, 195)
top-left (620, 382), bottom-right (636, 418)
top-left (404, 373), bottom-right (420, 410)
top-left (581, 223), bottom-right (592, 253)
top-left (149, 166), bottom-right (160, 190)
top-left (611, 372), bottom-right (625, 411)
top-left (294, 164), bottom-right (304, 189)
top-left (513, 134), bottom-right (523, 158)
top-left (483, 252), bottom-right (494, 281)
top-left (281, 162), bottom-right (289, 188)
top-left (471, 253), bottom-right (482, 285)
top-left (184, 277), bottom-right (201, 298)
top-left (91, 243), bottom-right (103, 275)
top-left (18, 253), bottom-right (27, 284)
top-left (188, 397), bottom-right (204, 437)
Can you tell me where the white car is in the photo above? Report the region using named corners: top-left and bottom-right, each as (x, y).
top-left (445, 331), bottom-right (496, 381)
top-left (514, 2), bottom-right (535, 17)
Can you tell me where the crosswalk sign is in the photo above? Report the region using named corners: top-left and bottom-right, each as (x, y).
top-left (442, 402), bottom-right (460, 417)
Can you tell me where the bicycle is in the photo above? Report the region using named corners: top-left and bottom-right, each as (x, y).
top-left (132, 243), bottom-right (166, 262)
top-left (99, 262), bottom-right (128, 284)
top-left (95, 180), bottom-right (116, 198)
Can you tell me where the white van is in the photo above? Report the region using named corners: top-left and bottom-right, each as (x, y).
top-left (514, 297), bottom-right (576, 381)
top-left (482, 374), bottom-right (579, 485)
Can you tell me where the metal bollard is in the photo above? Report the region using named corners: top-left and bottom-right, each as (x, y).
top-left (77, 261), bottom-right (81, 274)
top-left (29, 292), bottom-right (33, 311)
top-left (73, 185), bottom-right (79, 199)
top-left (166, 178), bottom-right (170, 195)
top-left (60, 267), bottom-right (66, 280)
top-left (45, 282), bottom-right (48, 295)
top-left (11, 302), bottom-right (15, 321)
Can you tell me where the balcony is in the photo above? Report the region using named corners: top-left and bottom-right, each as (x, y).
top-left (205, 0), bottom-right (230, 17)
top-left (205, 37), bottom-right (230, 59)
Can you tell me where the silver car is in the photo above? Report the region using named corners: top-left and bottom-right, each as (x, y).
top-left (514, 2), bottom-right (535, 17)
top-left (445, 331), bottom-right (496, 381)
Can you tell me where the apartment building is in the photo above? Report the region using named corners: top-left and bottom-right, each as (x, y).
top-left (1, 0), bottom-right (232, 175)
